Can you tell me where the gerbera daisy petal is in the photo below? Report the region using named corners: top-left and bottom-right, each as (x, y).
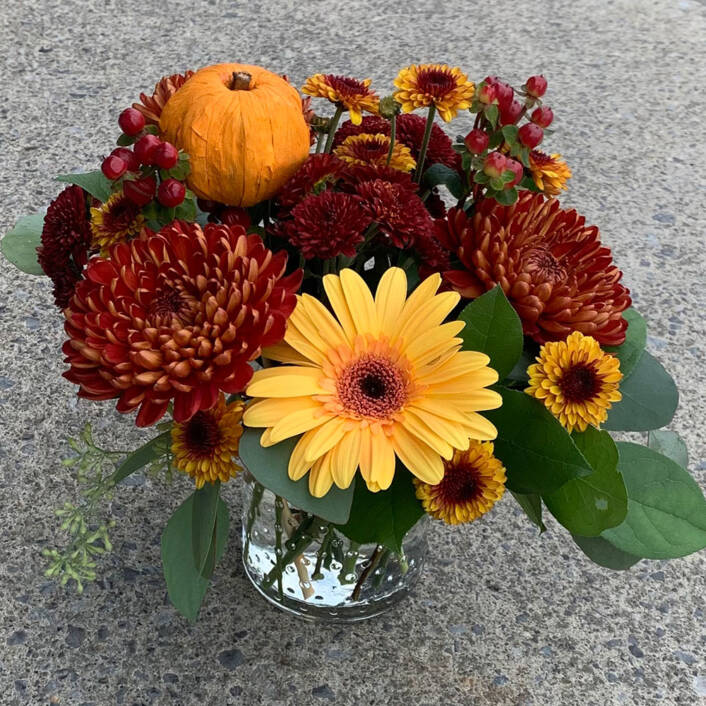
top-left (370, 431), bottom-right (396, 491)
top-left (339, 268), bottom-right (378, 336)
top-left (391, 424), bottom-right (445, 485)
top-left (331, 429), bottom-right (362, 490)
top-left (247, 366), bottom-right (327, 398)
top-left (375, 266), bottom-right (408, 332)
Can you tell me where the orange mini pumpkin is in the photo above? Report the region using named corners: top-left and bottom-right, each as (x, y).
top-left (159, 63), bottom-right (311, 207)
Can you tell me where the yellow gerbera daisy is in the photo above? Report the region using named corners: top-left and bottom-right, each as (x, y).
top-left (525, 331), bottom-right (622, 433)
top-left (334, 133), bottom-right (416, 173)
top-left (529, 150), bottom-right (572, 196)
top-left (393, 64), bottom-right (475, 122)
top-left (171, 394), bottom-right (244, 488)
top-left (301, 74), bottom-right (380, 125)
top-left (243, 268), bottom-right (502, 498)
top-left (90, 191), bottom-right (145, 254)
top-left (413, 441), bottom-right (506, 524)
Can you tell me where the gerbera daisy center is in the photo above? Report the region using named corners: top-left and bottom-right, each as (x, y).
top-left (559, 363), bottom-right (601, 402)
top-left (337, 354), bottom-right (408, 419)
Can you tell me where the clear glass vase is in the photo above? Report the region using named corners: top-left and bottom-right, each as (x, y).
top-left (241, 473), bottom-right (428, 622)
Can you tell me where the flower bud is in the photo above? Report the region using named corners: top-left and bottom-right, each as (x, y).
top-left (464, 129), bottom-right (490, 154)
top-left (379, 96), bottom-right (401, 119)
top-left (483, 152), bottom-right (507, 178)
top-left (526, 75), bottom-right (548, 98)
top-left (518, 123), bottom-right (544, 148)
top-left (531, 106), bottom-right (554, 128)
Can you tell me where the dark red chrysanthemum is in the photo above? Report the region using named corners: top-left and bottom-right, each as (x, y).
top-left (333, 114), bottom-right (461, 172)
top-left (434, 193), bottom-right (631, 345)
top-left (340, 163), bottom-right (418, 194)
top-left (37, 185), bottom-right (93, 309)
top-left (276, 191), bottom-right (371, 260)
top-left (62, 222), bottom-right (302, 427)
top-left (416, 230), bottom-right (451, 279)
top-left (276, 154), bottom-right (345, 211)
top-left (353, 179), bottom-right (434, 249)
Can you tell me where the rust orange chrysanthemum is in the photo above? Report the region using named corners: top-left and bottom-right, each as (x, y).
top-left (434, 193), bottom-right (632, 346)
top-left (132, 70), bottom-right (195, 125)
top-left (171, 393), bottom-right (244, 488)
top-left (243, 267), bottom-right (501, 497)
top-left (393, 64), bottom-right (475, 122)
top-left (90, 191), bottom-right (145, 254)
top-left (526, 331), bottom-right (622, 432)
top-left (414, 441), bottom-right (506, 524)
top-left (62, 222), bottom-right (302, 427)
top-left (334, 133), bottom-right (416, 172)
top-left (302, 74), bottom-right (379, 125)
top-left (529, 150), bottom-right (572, 196)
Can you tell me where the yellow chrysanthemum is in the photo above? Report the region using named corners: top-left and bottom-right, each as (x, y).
top-left (90, 191), bottom-right (145, 254)
top-left (301, 74), bottom-right (380, 125)
top-left (243, 268), bottom-right (502, 498)
top-left (171, 394), bottom-right (244, 489)
top-left (334, 133), bottom-right (416, 173)
top-left (393, 64), bottom-right (475, 122)
top-left (413, 441), bottom-right (506, 524)
top-left (529, 150), bottom-right (572, 196)
top-left (525, 331), bottom-right (622, 433)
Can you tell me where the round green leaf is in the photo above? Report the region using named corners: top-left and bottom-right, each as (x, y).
top-left (648, 430), bottom-right (688, 468)
top-left (510, 491), bottom-right (546, 532)
top-left (543, 427), bottom-right (627, 536)
top-left (573, 535), bottom-right (640, 570)
top-left (458, 286), bottom-right (524, 380)
top-left (483, 388), bottom-right (593, 495)
top-left (601, 442), bottom-right (706, 559)
top-left (603, 350), bottom-right (678, 431)
top-left (238, 428), bottom-right (355, 524)
top-left (604, 308), bottom-right (646, 378)
top-left (1, 213), bottom-right (44, 275)
top-left (56, 171), bottom-right (112, 202)
top-left (422, 163), bottom-right (464, 199)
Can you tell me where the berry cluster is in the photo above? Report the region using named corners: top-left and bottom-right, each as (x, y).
top-left (458, 75), bottom-right (553, 205)
top-left (100, 108), bottom-right (190, 212)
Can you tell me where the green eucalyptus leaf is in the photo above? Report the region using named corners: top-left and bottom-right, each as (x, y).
top-left (1, 213), bottom-right (44, 275)
top-left (604, 308), bottom-right (647, 378)
top-left (161, 494), bottom-right (229, 621)
top-left (422, 163), bottom-right (464, 199)
top-left (602, 442), bottom-right (706, 559)
top-left (510, 491), bottom-right (546, 532)
top-left (483, 388), bottom-right (593, 495)
top-left (192, 481), bottom-right (220, 579)
top-left (543, 427), bottom-right (627, 536)
top-left (238, 428), bottom-right (354, 524)
top-left (603, 350), bottom-right (678, 431)
top-left (648, 430), bottom-right (688, 468)
top-left (112, 431), bottom-right (171, 484)
top-left (573, 535), bottom-right (640, 570)
top-left (458, 286), bottom-right (523, 379)
top-left (56, 171), bottom-right (112, 202)
top-left (336, 471), bottom-right (424, 553)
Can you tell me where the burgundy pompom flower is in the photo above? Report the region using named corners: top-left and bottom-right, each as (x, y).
top-left (62, 222), bottom-right (302, 426)
top-left (434, 193), bottom-right (631, 345)
top-left (37, 185), bottom-right (93, 309)
top-left (277, 191), bottom-right (371, 259)
top-left (276, 154), bottom-right (345, 211)
top-left (353, 179), bottom-right (433, 249)
top-left (333, 114), bottom-right (461, 172)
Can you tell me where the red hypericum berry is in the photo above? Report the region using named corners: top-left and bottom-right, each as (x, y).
top-left (124, 176), bottom-right (157, 207)
top-left (477, 81), bottom-right (497, 105)
top-left (483, 152), bottom-right (507, 178)
top-left (504, 158), bottom-right (524, 188)
top-left (111, 147), bottom-right (140, 172)
top-left (464, 129), bottom-right (490, 154)
top-left (494, 82), bottom-right (514, 109)
top-left (153, 142), bottom-right (179, 169)
top-left (220, 207), bottom-right (251, 229)
top-left (101, 155), bottom-right (127, 180)
top-left (531, 106), bottom-right (554, 128)
top-left (157, 178), bottom-right (186, 208)
top-left (197, 198), bottom-right (220, 213)
top-left (518, 123), bottom-right (544, 148)
top-left (499, 99), bottom-right (523, 125)
top-left (118, 108), bottom-right (146, 136)
top-left (134, 134), bottom-right (162, 165)
top-left (526, 75), bottom-right (548, 98)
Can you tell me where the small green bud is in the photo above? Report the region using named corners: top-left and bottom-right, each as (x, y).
top-left (378, 96), bottom-right (401, 119)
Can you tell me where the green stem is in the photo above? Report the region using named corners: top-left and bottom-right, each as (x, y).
top-left (414, 104), bottom-right (436, 183)
top-left (372, 548), bottom-right (392, 588)
top-left (243, 480), bottom-right (264, 557)
top-left (274, 495), bottom-right (285, 599)
top-left (324, 105), bottom-right (344, 154)
top-left (338, 541), bottom-right (361, 584)
top-left (386, 113), bottom-right (397, 166)
top-left (311, 524), bottom-right (334, 580)
top-left (352, 545), bottom-right (384, 600)
top-left (315, 131), bottom-right (326, 154)
top-left (261, 515), bottom-right (315, 590)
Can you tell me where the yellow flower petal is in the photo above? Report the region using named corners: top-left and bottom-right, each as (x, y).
top-left (375, 267), bottom-right (407, 333)
top-left (391, 424), bottom-right (444, 484)
top-left (340, 268), bottom-right (378, 336)
top-left (246, 367), bottom-right (327, 398)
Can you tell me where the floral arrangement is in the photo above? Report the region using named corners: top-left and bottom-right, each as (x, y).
top-left (3, 62), bottom-right (705, 622)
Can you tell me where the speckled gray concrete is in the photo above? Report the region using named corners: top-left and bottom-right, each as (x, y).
top-left (1, 1), bottom-right (705, 704)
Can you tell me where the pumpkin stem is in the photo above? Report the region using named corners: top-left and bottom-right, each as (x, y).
top-left (229, 71), bottom-right (252, 90)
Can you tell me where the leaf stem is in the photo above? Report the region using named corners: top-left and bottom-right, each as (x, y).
top-left (414, 104), bottom-right (436, 182)
top-left (352, 544), bottom-right (384, 600)
top-left (261, 515), bottom-right (316, 590)
top-left (324, 105), bottom-right (344, 154)
top-left (386, 113), bottom-right (397, 166)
